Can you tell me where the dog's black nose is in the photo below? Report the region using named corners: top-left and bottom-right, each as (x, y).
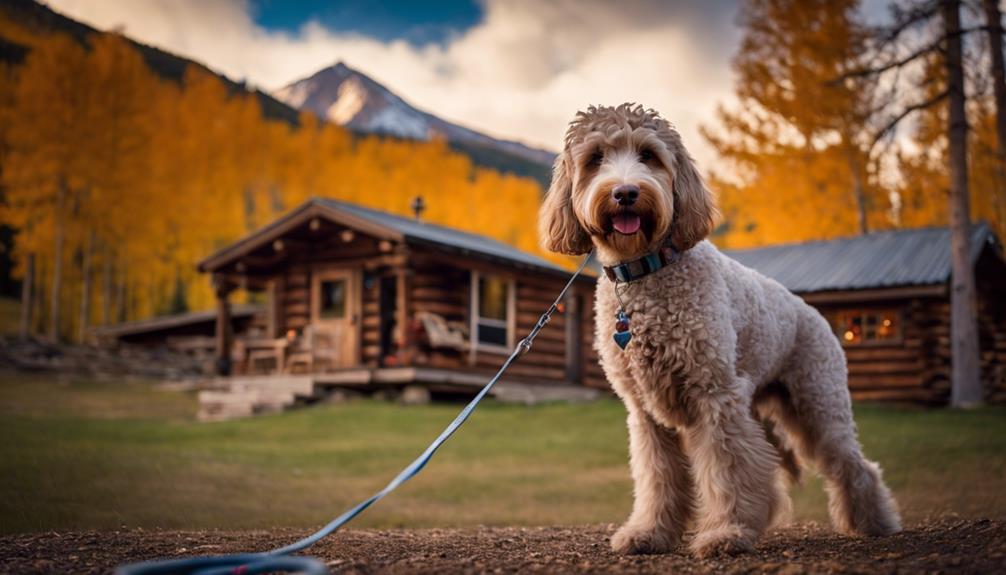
top-left (612, 184), bottom-right (640, 206)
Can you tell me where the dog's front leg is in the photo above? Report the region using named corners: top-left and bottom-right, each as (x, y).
top-left (684, 383), bottom-right (781, 558)
top-left (611, 402), bottom-right (695, 554)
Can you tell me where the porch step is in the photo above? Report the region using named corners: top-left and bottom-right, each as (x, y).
top-left (196, 372), bottom-right (604, 421)
top-left (197, 376), bottom-right (315, 421)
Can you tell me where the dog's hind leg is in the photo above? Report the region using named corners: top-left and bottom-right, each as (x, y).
top-left (777, 310), bottom-right (902, 537)
top-left (611, 401), bottom-right (695, 554)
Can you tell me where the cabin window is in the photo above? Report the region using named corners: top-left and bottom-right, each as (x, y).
top-left (470, 271), bottom-right (514, 350)
top-left (828, 309), bottom-right (901, 345)
top-left (318, 278), bottom-right (347, 319)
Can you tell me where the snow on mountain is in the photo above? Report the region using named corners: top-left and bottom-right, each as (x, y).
top-left (274, 62), bottom-right (555, 167)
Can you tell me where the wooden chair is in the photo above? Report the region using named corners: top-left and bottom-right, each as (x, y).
top-left (416, 311), bottom-right (469, 352)
top-left (285, 325), bottom-right (342, 373)
top-left (285, 329), bottom-right (313, 374)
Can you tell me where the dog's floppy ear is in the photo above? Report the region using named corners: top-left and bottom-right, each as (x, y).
top-left (669, 140), bottom-right (718, 252)
top-left (539, 153), bottom-right (591, 255)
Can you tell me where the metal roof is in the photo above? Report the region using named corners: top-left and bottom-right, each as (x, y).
top-left (90, 304), bottom-right (262, 339)
top-left (723, 223), bottom-right (999, 293)
top-left (198, 197), bottom-right (575, 276)
top-left (313, 198), bottom-right (568, 274)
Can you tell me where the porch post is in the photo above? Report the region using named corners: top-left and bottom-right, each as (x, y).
top-left (214, 275), bottom-right (235, 376)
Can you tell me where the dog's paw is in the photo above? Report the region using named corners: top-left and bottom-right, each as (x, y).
top-left (611, 523), bottom-right (678, 555)
top-left (689, 525), bottom-right (755, 558)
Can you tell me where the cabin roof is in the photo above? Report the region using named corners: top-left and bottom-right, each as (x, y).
top-left (198, 197), bottom-right (577, 277)
top-left (724, 223), bottom-right (1002, 294)
top-left (314, 198), bottom-right (568, 273)
top-left (90, 304), bottom-right (262, 339)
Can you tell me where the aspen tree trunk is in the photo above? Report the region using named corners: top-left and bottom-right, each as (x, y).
top-left (116, 261), bottom-right (128, 323)
top-left (18, 253), bottom-right (34, 340)
top-left (49, 180), bottom-right (66, 341)
top-left (944, 0), bottom-right (983, 406)
top-left (78, 229), bottom-right (94, 343)
top-left (983, 0), bottom-right (1006, 231)
top-left (102, 248), bottom-right (113, 325)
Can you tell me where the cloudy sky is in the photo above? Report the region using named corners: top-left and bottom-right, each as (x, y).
top-left (43, 0), bottom-right (884, 170)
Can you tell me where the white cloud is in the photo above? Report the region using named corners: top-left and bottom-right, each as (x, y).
top-left (44, 0), bottom-right (739, 169)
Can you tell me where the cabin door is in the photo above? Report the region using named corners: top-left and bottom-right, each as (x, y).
top-left (311, 269), bottom-right (359, 369)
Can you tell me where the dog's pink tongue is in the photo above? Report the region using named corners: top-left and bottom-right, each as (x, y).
top-left (612, 213), bottom-right (641, 234)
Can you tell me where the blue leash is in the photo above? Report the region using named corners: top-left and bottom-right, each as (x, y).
top-left (115, 252), bottom-right (594, 575)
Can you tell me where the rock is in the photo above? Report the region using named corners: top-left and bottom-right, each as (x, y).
top-left (400, 385), bottom-right (432, 405)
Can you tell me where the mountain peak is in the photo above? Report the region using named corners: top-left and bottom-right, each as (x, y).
top-left (274, 62), bottom-right (555, 169)
top-left (326, 60), bottom-right (352, 75)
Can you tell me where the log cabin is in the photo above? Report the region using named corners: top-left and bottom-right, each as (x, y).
top-left (197, 198), bottom-right (1004, 413)
top-left (196, 197), bottom-right (606, 402)
top-left (726, 223), bottom-right (1006, 404)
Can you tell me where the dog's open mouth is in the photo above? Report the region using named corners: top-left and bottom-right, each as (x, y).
top-left (611, 210), bottom-right (642, 235)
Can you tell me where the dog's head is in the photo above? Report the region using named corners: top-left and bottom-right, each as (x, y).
top-left (538, 104), bottom-right (717, 263)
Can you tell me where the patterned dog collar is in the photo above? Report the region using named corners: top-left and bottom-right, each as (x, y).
top-left (603, 246), bottom-right (679, 283)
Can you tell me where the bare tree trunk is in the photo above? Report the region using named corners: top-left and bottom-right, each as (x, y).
top-left (18, 253), bottom-right (34, 340)
top-left (49, 180), bottom-right (66, 342)
top-left (944, 0), bottom-right (983, 407)
top-left (847, 150), bottom-right (869, 234)
top-left (984, 0), bottom-right (1006, 233)
top-left (78, 229), bottom-right (94, 343)
top-left (852, 170), bottom-right (868, 234)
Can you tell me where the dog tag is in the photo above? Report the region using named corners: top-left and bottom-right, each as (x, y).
top-left (613, 311), bottom-right (632, 350)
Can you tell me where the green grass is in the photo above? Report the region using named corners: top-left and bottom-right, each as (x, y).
top-left (0, 371), bottom-right (1004, 534)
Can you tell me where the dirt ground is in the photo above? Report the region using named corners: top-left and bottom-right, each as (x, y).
top-left (1, 518), bottom-right (1003, 574)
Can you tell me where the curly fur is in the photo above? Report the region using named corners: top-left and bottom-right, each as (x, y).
top-left (540, 104), bottom-right (901, 557)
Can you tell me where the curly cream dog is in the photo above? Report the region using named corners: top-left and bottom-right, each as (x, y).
top-left (539, 104), bottom-right (901, 557)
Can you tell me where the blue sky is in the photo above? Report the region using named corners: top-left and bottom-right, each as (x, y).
top-left (250, 0), bottom-right (482, 45)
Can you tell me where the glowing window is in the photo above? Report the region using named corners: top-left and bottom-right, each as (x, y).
top-left (828, 309), bottom-right (901, 345)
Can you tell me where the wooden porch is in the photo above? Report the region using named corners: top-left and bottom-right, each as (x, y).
top-left (197, 368), bottom-right (602, 421)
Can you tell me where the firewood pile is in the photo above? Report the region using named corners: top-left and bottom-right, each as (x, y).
top-left (0, 336), bottom-right (204, 380)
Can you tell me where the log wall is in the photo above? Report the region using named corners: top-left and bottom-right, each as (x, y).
top-left (816, 299), bottom-right (948, 404)
top-left (361, 273), bottom-right (381, 367)
top-left (408, 254), bottom-right (604, 387)
top-left (977, 279), bottom-right (1006, 403)
top-left (575, 284), bottom-right (606, 389)
top-left (816, 291), bottom-right (1006, 405)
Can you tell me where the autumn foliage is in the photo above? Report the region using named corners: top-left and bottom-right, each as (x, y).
top-left (0, 31), bottom-right (546, 340)
top-left (706, 0), bottom-right (1005, 249)
top-left (3, 0), bottom-right (1006, 341)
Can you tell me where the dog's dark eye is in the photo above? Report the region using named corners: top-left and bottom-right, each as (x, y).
top-left (639, 148), bottom-right (656, 163)
top-left (587, 150), bottom-right (603, 167)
